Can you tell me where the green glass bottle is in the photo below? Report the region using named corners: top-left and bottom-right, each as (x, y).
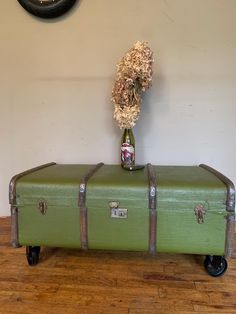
top-left (121, 128), bottom-right (135, 167)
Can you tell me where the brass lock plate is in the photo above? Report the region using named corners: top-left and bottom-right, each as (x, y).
top-left (109, 201), bottom-right (128, 219)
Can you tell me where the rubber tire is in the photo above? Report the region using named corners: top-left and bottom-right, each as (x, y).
top-left (204, 255), bottom-right (228, 277)
top-left (17, 0), bottom-right (77, 19)
top-left (26, 246), bottom-right (40, 266)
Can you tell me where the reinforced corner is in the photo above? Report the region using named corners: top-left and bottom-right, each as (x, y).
top-left (9, 162), bottom-right (56, 248)
top-left (199, 164), bottom-right (235, 258)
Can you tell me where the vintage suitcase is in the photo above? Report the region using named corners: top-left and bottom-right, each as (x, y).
top-left (9, 162), bottom-right (235, 276)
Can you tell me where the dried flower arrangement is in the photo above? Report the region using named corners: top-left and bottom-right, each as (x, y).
top-left (111, 41), bottom-right (154, 129)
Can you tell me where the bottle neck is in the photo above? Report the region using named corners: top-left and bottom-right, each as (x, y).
top-left (123, 128), bottom-right (134, 145)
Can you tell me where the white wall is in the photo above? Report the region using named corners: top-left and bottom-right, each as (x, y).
top-left (0, 0), bottom-right (236, 216)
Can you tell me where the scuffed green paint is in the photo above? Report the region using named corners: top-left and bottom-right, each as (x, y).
top-left (16, 164), bottom-right (227, 255)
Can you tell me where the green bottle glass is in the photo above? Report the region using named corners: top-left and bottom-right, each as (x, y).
top-left (121, 128), bottom-right (135, 167)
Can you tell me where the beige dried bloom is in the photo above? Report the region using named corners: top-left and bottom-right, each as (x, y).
top-left (112, 41), bottom-right (154, 129)
top-left (114, 103), bottom-right (141, 129)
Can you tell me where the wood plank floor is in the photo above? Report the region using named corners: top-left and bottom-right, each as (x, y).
top-left (1, 217), bottom-right (236, 314)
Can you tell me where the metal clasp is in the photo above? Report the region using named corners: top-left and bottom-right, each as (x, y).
top-left (109, 201), bottom-right (128, 219)
top-left (194, 204), bottom-right (206, 224)
top-left (37, 199), bottom-right (47, 215)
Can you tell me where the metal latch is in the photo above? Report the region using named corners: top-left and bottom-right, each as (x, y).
top-left (37, 199), bottom-right (47, 215)
top-left (109, 201), bottom-right (128, 219)
top-left (194, 204), bottom-right (206, 224)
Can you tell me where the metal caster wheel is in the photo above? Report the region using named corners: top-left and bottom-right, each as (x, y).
top-left (26, 246), bottom-right (40, 266)
top-left (204, 255), bottom-right (227, 277)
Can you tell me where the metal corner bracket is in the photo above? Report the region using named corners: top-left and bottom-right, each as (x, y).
top-left (9, 162), bottom-right (56, 248)
top-left (199, 164), bottom-right (235, 258)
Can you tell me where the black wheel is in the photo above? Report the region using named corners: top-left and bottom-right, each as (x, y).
top-left (204, 255), bottom-right (228, 277)
top-left (26, 246), bottom-right (40, 266)
top-left (17, 0), bottom-right (77, 19)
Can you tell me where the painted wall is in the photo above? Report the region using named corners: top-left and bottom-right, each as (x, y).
top-left (0, 0), bottom-right (236, 216)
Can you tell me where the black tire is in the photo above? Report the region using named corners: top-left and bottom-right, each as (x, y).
top-left (26, 246), bottom-right (40, 266)
top-left (17, 0), bottom-right (77, 19)
top-left (204, 255), bottom-right (228, 277)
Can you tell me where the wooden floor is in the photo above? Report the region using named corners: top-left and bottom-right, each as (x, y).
top-left (1, 217), bottom-right (236, 314)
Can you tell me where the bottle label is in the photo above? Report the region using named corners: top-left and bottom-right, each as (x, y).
top-left (121, 143), bottom-right (135, 165)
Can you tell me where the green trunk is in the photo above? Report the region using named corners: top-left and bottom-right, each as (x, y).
top-left (14, 164), bottom-right (230, 256)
